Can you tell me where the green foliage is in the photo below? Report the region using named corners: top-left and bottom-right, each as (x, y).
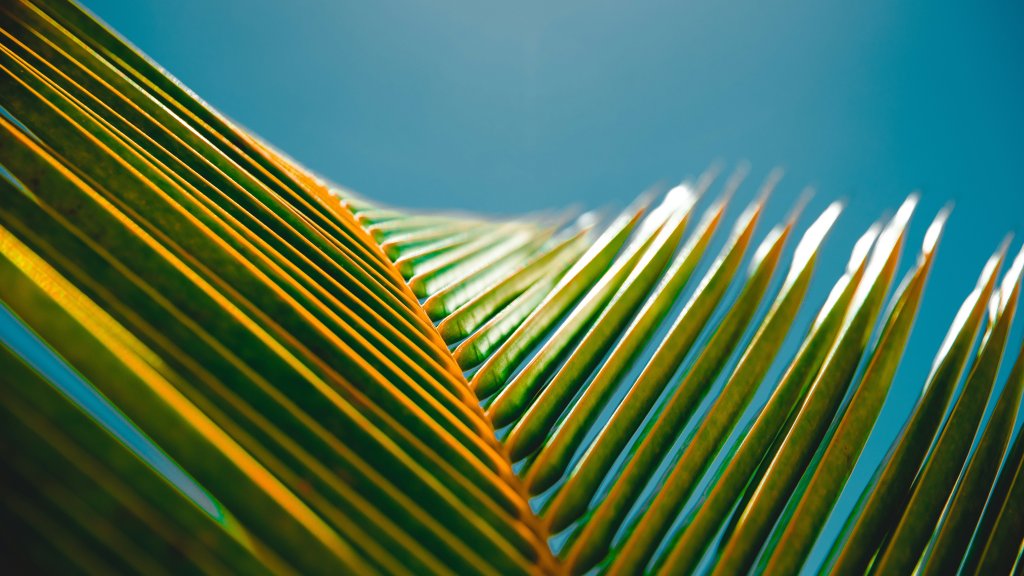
top-left (2, 1), bottom-right (1023, 574)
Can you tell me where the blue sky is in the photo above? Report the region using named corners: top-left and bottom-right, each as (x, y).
top-left (80, 0), bottom-right (1024, 572)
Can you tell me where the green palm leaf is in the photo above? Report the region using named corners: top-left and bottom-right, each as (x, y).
top-left (2, 1), bottom-right (1022, 574)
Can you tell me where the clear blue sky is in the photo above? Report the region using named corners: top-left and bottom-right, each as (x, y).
top-left (80, 0), bottom-right (1024, 572)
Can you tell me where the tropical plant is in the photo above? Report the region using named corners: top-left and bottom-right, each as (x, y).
top-left (0, 0), bottom-right (1022, 574)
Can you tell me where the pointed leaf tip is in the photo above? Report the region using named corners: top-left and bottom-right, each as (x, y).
top-left (718, 162), bottom-right (751, 204)
top-left (784, 185), bottom-right (816, 226)
top-left (786, 201), bottom-right (843, 283)
top-left (921, 205), bottom-right (952, 258)
top-left (997, 242), bottom-right (1024, 313)
top-left (754, 166), bottom-right (785, 206)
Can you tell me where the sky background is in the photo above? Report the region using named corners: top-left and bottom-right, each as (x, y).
top-left (81, 0), bottom-right (1024, 572)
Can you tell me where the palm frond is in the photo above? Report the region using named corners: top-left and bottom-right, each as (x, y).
top-left (2, 1), bottom-right (1023, 574)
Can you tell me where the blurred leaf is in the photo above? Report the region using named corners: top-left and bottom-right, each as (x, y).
top-left (1, 3), bottom-right (1021, 574)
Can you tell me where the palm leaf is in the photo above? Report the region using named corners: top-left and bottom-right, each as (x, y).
top-left (2, 1), bottom-right (1022, 574)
